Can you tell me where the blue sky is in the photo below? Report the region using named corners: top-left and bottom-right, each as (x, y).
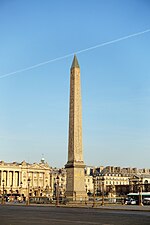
top-left (0, 0), bottom-right (150, 168)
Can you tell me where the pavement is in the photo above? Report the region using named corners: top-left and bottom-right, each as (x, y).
top-left (0, 204), bottom-right (150, 225)
top-left (4, 202), bottom-right (150, 211)
top-left (97, 204), bottom-right (150, 211)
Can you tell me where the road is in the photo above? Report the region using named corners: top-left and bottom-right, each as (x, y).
top-left (0, 205), bottom-right (150, 225)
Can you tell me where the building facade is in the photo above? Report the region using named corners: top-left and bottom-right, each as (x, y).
top-left (1, 160), bottom-right (150, 201)
top-left (91, 166), bottom-right (150, 197)
top-left (0, 159), bottom-right (52, 200)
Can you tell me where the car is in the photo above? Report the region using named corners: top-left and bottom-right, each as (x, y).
top-left (143, 198), bottom-right (150, 205)
top-left (130, 199), bottom-right (137, 205)
top-left (125, 198), bottom-right (137, 205)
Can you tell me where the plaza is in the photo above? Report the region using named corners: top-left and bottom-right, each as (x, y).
top-left (0, 204), bottom-right (150, 225)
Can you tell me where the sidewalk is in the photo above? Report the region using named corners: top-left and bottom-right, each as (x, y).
top-left (96, 204), bottom-right (150, 212)
top-left (3, 202), bottom-right (150, 212)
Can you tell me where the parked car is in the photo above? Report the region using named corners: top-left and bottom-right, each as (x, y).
top-left (125, 198), bottom-right (137, 205)
top-left (143, 198), bottom-right (150, 205)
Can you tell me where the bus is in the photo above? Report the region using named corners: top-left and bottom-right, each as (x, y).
top-left (127, 192), bottom-right (150, 205)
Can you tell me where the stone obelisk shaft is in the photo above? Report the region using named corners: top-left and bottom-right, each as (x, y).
top-left (65, 55), bottom-right (86, 201)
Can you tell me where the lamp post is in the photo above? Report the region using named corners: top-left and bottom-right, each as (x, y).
top-left (38, 186), bottom-right (41, 196)
top-left (10, 185), bottom-right (13, 202)
top-left (1, 179), bottom-right (5, 205)
top-left (45, 185), bottom-right (49, 197)
top-left (101, 177), bottom-right (105, 206)
top-left (139, 179), bottom-right (143, 206)
top-left (85, 185), bottom-right (87, 205)
top-left (20, 182), bottom-right (23, 202)
top-left (20, 181), bottom-right (23, 192)
top-left (26, 178), bottom-right (30, 206)
top-left (93, 176), bottom-right (96, 207)
top-left (74, 191), bottom-right (76, 202)
top-left (56, 175), bottom-right (59, 207)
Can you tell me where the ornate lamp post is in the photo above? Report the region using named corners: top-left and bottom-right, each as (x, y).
top-left (20, 182), bottom-right (23, 201)
top-left (10, 185), bottom-right (13, 202)
top-left (1, 179), bottom-right (5, 205)
top-left (74, 191), bottom-right (76, 201)
top-left (38, 186), bottom-right (41, 196)
top-left (85, 185), bottom-right (87, 205)
top-left (101, 177), bottom-right (105, 206)
top-left (20, 181), bottom-right (23, 192)
top-left (45, 185), bottom-right (49, 197)
top-left (56, 175), bottom-right (59, 207)
top-left (92, 176), bottom-right (96, 207)
top-left (26, 178), bottom-right (30, 206)
top-left (139, 179), bottom-right (143, 206)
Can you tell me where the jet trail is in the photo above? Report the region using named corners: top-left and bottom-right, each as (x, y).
top-left (0, 28), bottom-right (150, 79)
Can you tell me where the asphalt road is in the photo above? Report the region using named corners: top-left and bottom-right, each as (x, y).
top-left (0, 205), bottom-right (150, 225)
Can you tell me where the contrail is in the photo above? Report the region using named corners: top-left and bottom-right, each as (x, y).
top-left (0, 28), bottom-right (150, 79)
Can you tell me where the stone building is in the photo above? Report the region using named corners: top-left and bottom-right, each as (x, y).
top-left (1, 159), bottom-right (150, 201)
top-left (84, 166), bottom-right (94, 195)
top-left (0, 159), bottom-right (67, 201)
top-left (0, 159), bottom-right (52, 199)
top-left (50, 167), bottom-right (66, 199)
top-left (92, 166), bottom-right (150, 197)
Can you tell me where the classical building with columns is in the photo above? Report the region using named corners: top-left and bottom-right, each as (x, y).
top-left (0, 159), bottom-right (53, 199)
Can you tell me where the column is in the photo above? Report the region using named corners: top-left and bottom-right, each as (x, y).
top-left (37, 172), bottom-right (39, 187)
top-left (7, 171), bottom-right (10, 187)
top-left (13, 171), bottom-right (15, 187)
top-left (1, 170), bottom-right (4, 186)
top-left (10, 171), bottom-right (13, 186)
top-left (19, 171), bottom-right (22, 185)
top-left (43, 173), bottom-right (45, 188)
top-left (17, 171), bottom-right (19, 186)
top-left (3, 171), bottom-right (7, 186)
top-left (31, 172), bottom-right (34, 188)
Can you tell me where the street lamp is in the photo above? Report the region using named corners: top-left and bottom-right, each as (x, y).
top-left (26, 178), bottom-right (30, 206)
top-left (1, 179), bottom-right (5, 205)
top-left (101, 177), bottom-right (105, 206)
top-left (139, 179), bottom-right (143, 206)
top-left (85, 185), bottom-right (87, 205)
top-left (92, 176), bottom-right (96, 207)
top-left (10, 185), bottom-right (13, 202)
top-left (45, 185), bottom-right (49, 197)
top-left (74, 191), bottom-right (76, 202)
top-left (20, 181), bottom-right (23, 192)
top-left (20, 182), bottom-right (23, 202)
top-left (56, 175), bottom-right (59, 207)
top-left (38, 186), bottom-right (41, 196)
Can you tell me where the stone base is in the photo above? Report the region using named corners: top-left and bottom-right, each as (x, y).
top-left (65, 164), bottom-right (87, 202)
top-left (65, 191), bottom-right (87, 202)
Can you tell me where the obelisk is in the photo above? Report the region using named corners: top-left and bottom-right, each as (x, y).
top-left (65, 55), bottom-right (86, 201)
